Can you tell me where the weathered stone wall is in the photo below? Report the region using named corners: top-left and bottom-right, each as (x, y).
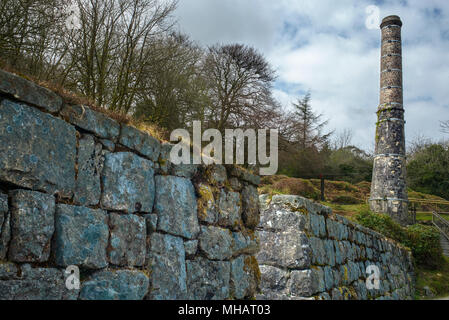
top-left (257, 195), bottom-right (415, 300)
top-left (0, 69), bottom-right (260, 300)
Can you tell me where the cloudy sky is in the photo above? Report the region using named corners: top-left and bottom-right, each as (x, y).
top-left (174, 0), bottom-right (449, 151)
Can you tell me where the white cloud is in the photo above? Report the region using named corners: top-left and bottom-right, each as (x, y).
top-left (174, 0), bottom-right (449, 149)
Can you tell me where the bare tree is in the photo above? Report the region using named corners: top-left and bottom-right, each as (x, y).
top-left (0, 0), bottom-right (72, 79)
top-left (64, 0), bottom-right (177, 111)
top-left (332, 128), bottom-right (354, 150)
top-left (133, 32), bottom-right (207, 130)
top-left (407, 133), bottom-right (433, 161)
top-left (441, 120), bottom-right (449, 134)
top-left (202, 43), bottom-right (278, 131)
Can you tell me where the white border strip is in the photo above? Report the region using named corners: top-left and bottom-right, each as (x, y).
top-left (381, 86), bottom-right (402, 90)
top-left (369, 197), bottom-right (409, 202)
top-left (374, 153), bottom-right (406, 159)
top-left (381, 25), bottom-right (401, 30)
top-left (381, 68), bottom-right (402, 73)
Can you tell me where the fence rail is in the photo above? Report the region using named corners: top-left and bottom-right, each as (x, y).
top-left (409, 198), bottom-right (449, 205)
top-left (432, 212), bottom-right (449, 241)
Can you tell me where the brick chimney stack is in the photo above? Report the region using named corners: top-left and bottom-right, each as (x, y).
top-left (369, 15), bottom-right (411, 226)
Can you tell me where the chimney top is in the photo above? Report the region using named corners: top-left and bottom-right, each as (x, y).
top-left (380, 15), bottom-right (402, 29)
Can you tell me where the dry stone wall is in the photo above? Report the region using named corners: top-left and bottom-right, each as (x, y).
top-left (257, 194), bottom-right (415, 300)
top-left (0, 69), bottom-right (260, 300)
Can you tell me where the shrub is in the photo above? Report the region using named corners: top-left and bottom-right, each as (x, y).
top-left (272, 178), bottom-right (321, 200)
top-left (355, 210), bottom-right (443, 269)
top-left (332, 195), bottom-right (363, 205)
top-left (356, 210), bottom-right (408, 241)
top-left (330, 180), bottom-right (358, 193)
top-left (415, 256), bottom-right (449, 299)
top-left (260, 175), bottom-right (288, 186)
top-left (404, 224), bottom-right (444, 269)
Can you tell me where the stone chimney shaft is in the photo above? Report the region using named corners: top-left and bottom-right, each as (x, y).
top-left (369, 15), bottom-right (411, 226)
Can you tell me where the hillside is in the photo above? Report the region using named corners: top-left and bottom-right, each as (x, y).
top-left (259, 175), bottom-right (449, 221)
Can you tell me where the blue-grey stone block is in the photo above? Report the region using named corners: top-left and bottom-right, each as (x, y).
top-left (147, 233), bottom-right (187, 300)
top-left (158, 142), bottom-right (173, 174)
top-left (74, 135), bottom-right (103, 206)
top-left (0, 193), bottom-right (7, 254)
top-left (228, 166), bottom-right (261, 186)
top-left (358, 262), bottom-right (366, 279)
top-left (0, 69), bottom-right (62, 113)
top-left (99, 139), bottom-right (115, 152)
top-left (170, 163), bottom-right (198, 179)
top-left (101, 152), bottom-right (155, 213)
top-left (0, 264), bottom-right (77, 300)
top-left (340, 264), bottom-right (350, 285)
top-left (199, 225), bottom-right (233, 260)
top-left (108, 213), bottom-right (146, 267)
top-left (343, 241), bottom-right (352, 261)
top-left (356, 231), bottom-right (366, 245)
top-left (195, 183), bottom-right (217, 224)
top-left (54, 204), bottom-right (108, 269)
top-left (241, 184), bottom-right (260, 229)
top-left (154, 175), bottom-right (199, 239)
top-left (229, 177), bottom-right (242, 191)
top-left (287, 269), bottom-right (314, 297)
top-left (0, 210), bottom-right (10, 259)
top-left (231, 255), bottom-right (259, 299)
top-left (391, 290), bottom-right (400, 300)
top-left (60, 104), bottom-right (120, 140)
top-left (217, 189), bottom-right (241, 230)
top-left (366, 247), bottom-right (373, 260)
top-left (0, 99), bottom-right (76, 197)
top-left (323, 266), bottom-right (334, 291)
top-left (186, 257), bottom-right (230, 300)
top-left (258, 198), bottom-right (307, 232)
top-left (334, 240), bottom-right (343, 265)
top-left (207, 164), bottom-right (227, 185)
top-left (324, 239), bottom-right (335, 266)
top-left (311, 267), bottom-right (325, 293)
top-left (119, 124), bottom-right (161, 162)
top-left (0, 192), bottom-right (7, 216)
top-left (356, 279), bottom-right (368, 300)
top-left (365, 234), bottom-right (373, 248)
top-left (145, 214), bottom-right (158, 234)
top-left (231, 231), bottom-right (259, 257)
top-left (333, 268), bottom-right (342, 287)
top-left (340, 223), bottom-right (349, 240)
top-left (309, 237), bottom-right (326, 265)
top-left (309, 212), bottom-right (326, 238)
top-left (331, 287), bottom-right (343, 300)
top-left (259, 265), bottom-right (288, 294)
top-left (8, 190), bottom-right (55, 263)
top-left (257, 230), bottom-right (311, 269)
top-left (326, 218), bottom-right (336, 239)
top-left (318, 292), bottom-right (331, 300)
top-left (348, 261), bottom-right (360, 282)
top-left (184, 240), bottom-right (198, 256)
top-left (79, 270), bottom-right (149, 300)
top-left (0, 262), bottom-right (19, 280)
top-left (382, 279), bottom-right (391, 293)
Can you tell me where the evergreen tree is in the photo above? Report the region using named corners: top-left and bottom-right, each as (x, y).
top-left (290, 92), bottom-right (332, 150)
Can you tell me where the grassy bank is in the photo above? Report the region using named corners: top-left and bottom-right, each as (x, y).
top-left (415, 256), bottom-right (449, 299)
